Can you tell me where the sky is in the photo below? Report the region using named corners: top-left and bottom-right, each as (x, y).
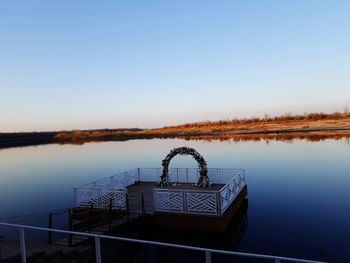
top-left (0, 0), bottom-right (350, 132)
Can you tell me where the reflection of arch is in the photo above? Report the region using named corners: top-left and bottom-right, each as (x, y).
top-left (159, 147), bottom-right (209, 187)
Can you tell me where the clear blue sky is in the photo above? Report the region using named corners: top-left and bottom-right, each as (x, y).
top-left (1, 0), bottom-right (349, 132)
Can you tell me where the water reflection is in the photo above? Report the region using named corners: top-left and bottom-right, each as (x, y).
top-left (180, 132), bottom-right (350, 143)
top-left (0, 138), bottom-right (350, 261)
top-left (99, 198), bottom-right (249, 263)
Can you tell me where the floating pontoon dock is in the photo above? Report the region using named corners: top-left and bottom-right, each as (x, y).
top-left (74, 167), bottom-right (247, 232)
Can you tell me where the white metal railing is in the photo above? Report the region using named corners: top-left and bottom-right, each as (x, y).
top-left (77, 168), bottom-right (244, 189)
top-left (79, 169), bottom-right (140, 189)
top-left (219, 170), bottom-right (246, 214)
top-left (74, 169), bottom-right (139, 208)
top-left (74, 188), bottom-right (127, 209)
top-left (0, 222), bottom-right (328, 263)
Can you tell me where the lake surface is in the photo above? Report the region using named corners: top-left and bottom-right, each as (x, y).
top-left (1, 138), bottom-right (350, 262)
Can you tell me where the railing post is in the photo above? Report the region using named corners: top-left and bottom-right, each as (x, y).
top-left (124, 172), bottom-right (128, 187)
top-left (141, 193), bottom-right (145, 215)
top-left (109, 198), bottom-right (113, 231)
top-left (19, 228), bottom-right (27, 263)
top-left (216, 192), bottom-right (222, 216)
top-left (98, 189), bottom-right (102, 208)
top-left (153, 190), bottom-right (157, 211)
top-left (176, 168), bottom-right (179, 183)
top-left (126, 193), bottom-right (130, 221)
top-left (95, 236), bottom-right (102, 263)
top-left (48, 213), bottom-right (53, 244)
top-left (89, 204), bottom-right (93, 233)
top-left (68, 209), bottom-right (73, 246)
top-left (138, 168), bottom-right (141, 182)
top-left (182, 191), bottom-right (187, 213)
top-left (186, 168), bottom-right (189, 183)
top-left (74, 188), bottom-right (77, 206)
top-left (205, 251), bottom-right (211, 263)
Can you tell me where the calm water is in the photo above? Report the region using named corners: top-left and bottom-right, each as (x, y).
top-left (1, 138), bottom-right (350, 262)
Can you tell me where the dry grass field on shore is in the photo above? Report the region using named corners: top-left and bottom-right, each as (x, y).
top-left (54, 111), bottom-right (350, 143)
top-left (2, 111), bottom-right (350, 148)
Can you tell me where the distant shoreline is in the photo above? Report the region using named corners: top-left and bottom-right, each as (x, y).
top-left (1, 127), bottom-right (350, 149)
top-left (2, 112), bottom-right (350, 148)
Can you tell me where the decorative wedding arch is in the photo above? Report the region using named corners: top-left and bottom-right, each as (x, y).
top-left (159, 147), bottom-right (210, 187)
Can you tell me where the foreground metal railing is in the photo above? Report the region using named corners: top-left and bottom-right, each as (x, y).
top-left (0, 222), bottom-right (327, 263)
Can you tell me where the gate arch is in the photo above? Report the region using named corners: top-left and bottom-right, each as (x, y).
top-left (159, 147), bottom-right (209, 187)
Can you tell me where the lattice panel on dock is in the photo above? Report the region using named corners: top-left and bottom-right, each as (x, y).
top-left (155, 191), bottom-right (184, 212)
top-left (187, 192), bottom-right (218, 215)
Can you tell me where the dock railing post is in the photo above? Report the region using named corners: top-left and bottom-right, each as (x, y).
top-left (73, 188), bottom-right (77, 207)
top-left (126, 193), bottom-right (130, 221)
top-left (109, 198), bottom-right (113, 231)
top-left (48, 213), bottom-right (53, 244)
top-left (88, 204), bottom-right (93, 233)
top-left (141, 194), bottom-right (145, 215)
top-left (97, 189), bottom-right (102, 208)
top-left (19, 228), bottom-right (27, 263)
top-left (68, 209), bottom-right (73, 246)
top-left (124, 172), bottom-right (128, 187)
top-left (216, 192), bottom-right (222, 216)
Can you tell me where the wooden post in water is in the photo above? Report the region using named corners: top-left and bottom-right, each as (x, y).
top-left (109, 198), bottom-right (113, 231)
top-left (68, 209), bottom-right (73, 246)
top-left (48, 213), bottom-right (53, 244)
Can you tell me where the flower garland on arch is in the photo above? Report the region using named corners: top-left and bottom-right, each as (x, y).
top-left (159, 147), bottom-right (210, 188)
